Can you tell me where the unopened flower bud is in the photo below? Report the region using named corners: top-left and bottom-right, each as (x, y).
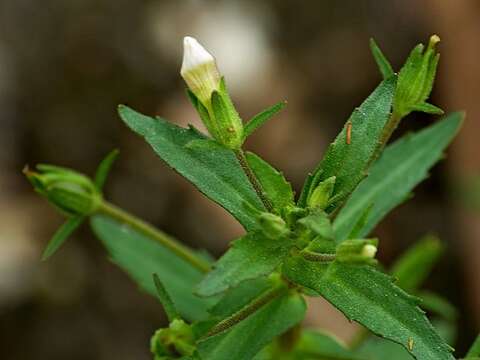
top-left (336, 239), bottom-right (378, 264)
top-left (361, 244), bottom-right (378, 259)
top-left (150, 319), bottom-right (195, 358)
top-left (258, 212), bottom-right (289, 239)
top-left (181, 36), bottom-right (244, 149)
top-left (181, 36), bottom-right (221, 106)
top-left (394, 34), bottom-right (442, 118)
top-left (24, 165), bottom-right (102, 216)
top-left (308, 176), bottom-right (336, 210)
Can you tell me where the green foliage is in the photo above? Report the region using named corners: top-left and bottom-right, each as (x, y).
top-left (316, 262), bottom-right (454, 359)
top-left (334, 112), bottom-right (463, 241)
top-left (302, 77), bottom-right (396, 210)
top-left (41, 216), bottom-right (85, 260)
top-left (118, 105), bottom-right (264, 230)
top-left (197, 290), bottom-right (306, 360)
top-left (26, 35), bottom-right (466, 360)
top-left (245, 152), bottom-right (295, 212)
top-left (196, 233), bottom-right (293, 297)
top-left (391, 236), bottom-right (444, 292)
top-left (243, 101), bottom-right (287, 139)
top-left (466, 334), bottom-right (480, 358)
top-left (90, 215), bottom-right (216, 321)
top-left (369, 38), bottom-right (394, 79)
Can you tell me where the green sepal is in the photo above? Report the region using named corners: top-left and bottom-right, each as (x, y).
top-left (153, 273), bottom-right (180, 323)
top-left (94, 149), bottom-right (119, 190)
top-left (243, 101), bottom-right (287, 139)
top-left (210, 78), bottom-right (244, 149)
top-left (186, 89), bottom-right (214, 134)
top-left (41, 215), bottom-right (85, 261)
top-left (369, 38), bottom-right (394, 79)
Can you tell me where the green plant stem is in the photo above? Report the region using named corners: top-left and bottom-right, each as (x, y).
top-left (202, 285), bottom-right (286, 338)
top-left (301, 250), bottom-right (336, 263)
top-left (98, 201), bottom-right (211, 273)
top-left (234, 148), bottom-right (274, 212)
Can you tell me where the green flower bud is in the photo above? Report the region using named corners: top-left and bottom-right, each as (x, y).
top-left (181, 36), bottom-right (244, 149)
top-left (336, 239), bottom-right (378, 264)
top-left (307, 176), bottom-right (336, 210)
top-left (150, 319), bottom-right (195, 359)
top-left (394, 35), bottom-right (442, 118)
top-left (258, 212), bottom-right (289, 239)
top-left (24, 165), bottom-right (102, 216)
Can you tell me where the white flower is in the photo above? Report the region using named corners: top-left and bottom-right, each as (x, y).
top-left (361, 244), bottom-right (378, 259)
top-left (180, 36), bottom-right (221, 104)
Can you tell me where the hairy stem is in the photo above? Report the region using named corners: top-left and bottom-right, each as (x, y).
top-left (301, 250), bottom-right (336, 263)
top-left (98, 201), bottom-right (211, 273)
top-left (202, 285), bottom-right (286, 338)
top-left (234, 149), bottom-right (274, 212)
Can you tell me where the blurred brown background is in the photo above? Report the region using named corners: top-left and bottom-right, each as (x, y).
top-left (0, 0), bottom-right (479, 359)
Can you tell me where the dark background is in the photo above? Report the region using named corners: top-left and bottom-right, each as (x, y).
top-left (0, 1), bottom-right (479, 359)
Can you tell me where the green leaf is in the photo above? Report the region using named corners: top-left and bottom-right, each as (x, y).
top-left (153, 273), bottom-right (180, 322)
top-left (282, 255), bottom-right (329, 294)
top-left (245, 152), bottom-right (295, 212)
top-left (291, 330), bottom-right (367, 360)
top-left (419, 291), bottom-right (458, 322)
top-left (333, 112), bottom-right (463, 241)
top-left (391, 235), bottom-right (444, 292)
top-left (196, 233), bottom-right (293, 297)
top-left (41, 216), bottom-right (85, 260)
top-left (197, 290), bottom-right (306, 360)
top-left (411, 102), bottom-right (444, 115)
top-left (357, 335), bottom-right (414, 360)
top-left (118, 105), bottom-right (264, 231)
top-left (316, 262), bottom-right (454, 360)
top-left (466, 333), bottom-right (480, 358)
top-left (94, 149), bottom-right (119, 190)
top-left (243, 101), bottom-right (287, 139)
top-left (208, 277), bottom-right (272, 318)
top-left (90, 215), bottom-right (217, 321)
top-left (304, 77), bottom-right (396, 210)
top-left (370, 38), bottom-right (394, 79)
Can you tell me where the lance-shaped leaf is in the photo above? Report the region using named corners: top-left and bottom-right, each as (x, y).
top-left (273, 330), bottom-right (367, 360)
top-left (316, 262), bottom-right (454, 360)
top-left (334, 112), bottom-right (463, 241)
top-left (196, 233), bottom-right (293, 297)
top-left (391, 235), bottom-right (444, 292)
top-left (243, 101), bottom-right (287, 139)
top-left (370, 38), bottom-right (394, 79)
top-left (118, 105), bottom-right (264, 230)
top-left (90, 215), bottom-right (217, 321)
top-left (94, 149), bottom-right (119, 190)
top-left (197, 290), bottom-right (306, 360)
top-left (245, 152), bottom-right (295, 212)
top-left (41, 216), bottom-right (85, 260)
top-left (153, 274), bottom-right (180, 322)
top-left (303, 77), bottom-right (396, 210)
